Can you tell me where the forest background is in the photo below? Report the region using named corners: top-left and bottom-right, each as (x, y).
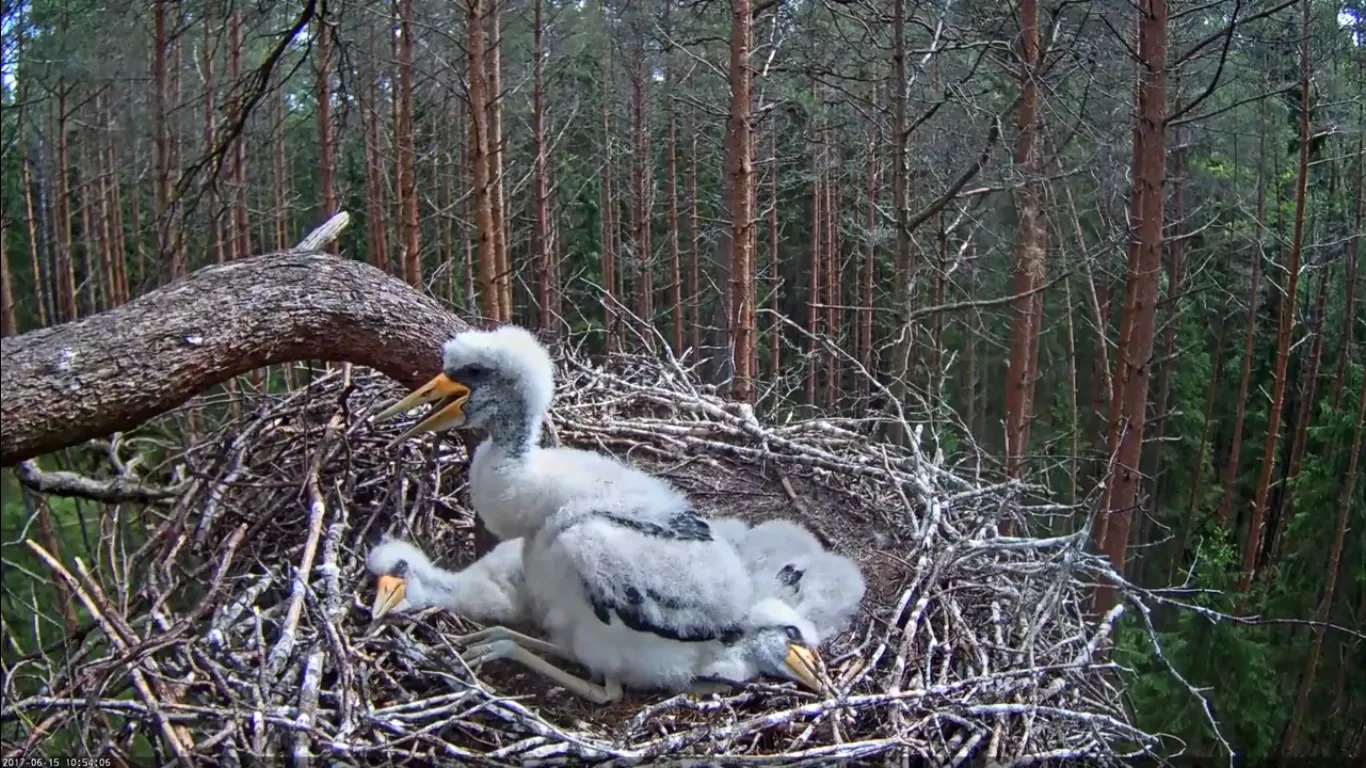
top-left (0, 0), bottom-right (1363, 760)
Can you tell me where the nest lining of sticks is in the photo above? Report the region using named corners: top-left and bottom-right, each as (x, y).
top-left (3, 348), bottom-right (1158, 765)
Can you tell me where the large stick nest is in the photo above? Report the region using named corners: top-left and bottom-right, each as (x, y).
top-left (2, 348), bottom-right (1157, 765)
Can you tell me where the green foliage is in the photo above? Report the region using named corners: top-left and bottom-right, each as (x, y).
top-left (1119, 533), bottom-right (1284, 759)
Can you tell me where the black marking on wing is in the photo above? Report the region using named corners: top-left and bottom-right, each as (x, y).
top-left (586, 586), bottom-right (613, 625)
top-left (778, 564), bottom-right (804, 590)
top-left (599, 509), bottom-right (714, 542)
top-left (580, 578), bottom-right (743, 644)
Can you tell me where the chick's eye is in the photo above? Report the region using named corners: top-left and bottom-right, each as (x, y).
top-left (458, 364), bottom-right (490, 380)
top-left (784, 625), bottom-right (802, 641)
top-left (393, 559), bottom-right (409, 576)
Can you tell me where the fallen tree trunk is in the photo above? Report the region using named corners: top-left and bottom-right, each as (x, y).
top-left (1, 251), bottom-right (468, 466)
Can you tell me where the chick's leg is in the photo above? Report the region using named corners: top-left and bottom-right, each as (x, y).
top-left (454, 625), bottom-right (570, 662)
top-left (461, 639), bottom-right (623, 704)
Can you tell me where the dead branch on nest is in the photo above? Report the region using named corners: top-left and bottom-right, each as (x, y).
top-left (1, 211), bottom-right (469, 466)
top-left (14, 460), bottom-right (183, 503)
top-left (1, 343), bottom-right (1180, 766)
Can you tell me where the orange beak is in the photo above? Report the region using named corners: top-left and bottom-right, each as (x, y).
top-left (372, 373), bottom-right (472, 445)
top-left (370, 574), bottom-right (407, 621)
top-left (784, 643), bottom-right (826, 693)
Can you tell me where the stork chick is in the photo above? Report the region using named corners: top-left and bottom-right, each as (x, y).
top-left (740, 519), bottom-right (867, 643)
top-left (366, 535), bottom-right (529, 626)
top-left (372, 325), bottom-right (681, 542)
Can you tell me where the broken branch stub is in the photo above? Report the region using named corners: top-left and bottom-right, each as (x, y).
top-left (0, 251), bottom-right (467, 466)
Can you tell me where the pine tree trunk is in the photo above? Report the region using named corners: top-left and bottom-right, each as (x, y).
top-left (202, 15), bottom-right (224, 265)
top-left (1005, 0), bottom-right (1044, 483)
top-left (860, 92), bottom-right (877, 402)
top-left (105, 100), bottom-right (129, 307)
top-left (688, 97), bottom-right (701, 356)
top-left (316, 10), bottom-right (337, 255)
top-left (1240, 9), bottom-right (1312, 592)
top-left (806, 104), bottom-right (822, 408)
top-left (94, 95), bottom-right (117, 311)
top-left (824, 138), bottom-right (838, 410)
top-left (666, 0), bottom-right (683, 355)
top-left (20, 73), bottom-right (50, 328)
top-left (228, 10), bottom-right (250, 264)
top-left (168, 26), bottom-right (186, 277)
top-left (461, 94), bottom-right (477, 312)
top-left (488, 4), bottom-right (511, 320)
top-left (273, 87), bottom-right (290, 252)
top-left (54, 91), bottom-right (77, 321)
top-left (152, 1), bottom-right (172, 281)
top-left (1092, 0), bottom-right (1167, 614)
top-left (727, 0), bottom-right (755, 402)
top-left (78, 123), bottom-right (100, 314)
top-left (439, 96), bottom-right (456, 305)
top-left (1330, 133), bottom-right (1363, 413)
top-left (631, 32), bottom-right (651, 343)
top-left (533, 0), bottom-right (552, 331)
top-left (94, 127), bottom-right (115, 312)
top-left (1141, 137), bottom-right (1186, 575)
top-left (602, 91), bottom-right (619, 351)
top-left (0, 200), bottom-right (13, 335)
top-left (769, 122), bottom-right (781, 382)
top-left (467, 0), bottom-right (500, 324)
top-left (396, 0), bottom-right (420, 287)
top-left (887, 0), bottom-right (912, 443)
top-left (127, 149), bottom-right (145, 296)
top-left (364, 19), bottom-right (390, 274)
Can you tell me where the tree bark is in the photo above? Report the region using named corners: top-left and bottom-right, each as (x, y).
top-left (201, 14), bottom-right (225, 266)
top-left (363, 17), bottom-right (390, 274)
top-left (1331, 132), bottom-right (1363, 413)
top-left (630, 26), bottom-right (653, 344)
top-left (602, 47), bottom-right (620, 351)
top-left (0, 204), bottom-right (12, 336)
top-left (1141, 135), bottom-right (1186, 575)
top-left (488, 3), bottom-right (511, 320)
top-left (20, 68), bottom-right (49, 329)
top-left (1092, 0), bottom-right (1167, 613)
top-left (666, 0), bottom-right (683, 356)
top-left (860, 89), bottom-right (877, 401)
top-left (107, 109), bottom-right (129, 308)
top-left (1005, 0), bottom-right (1044, 483)
top-left (467, 0), bottom-right (500, 324)
top-left (228, 9), bottom-right (250, 264)
top-left (533, 0), bottom-right (552, 331)
top-left (316, 10), bottom-right (337, 254)
top-left (728, 0), bottom-right (755, 402)
top-left (1241, 1), bottom-right (1312, 592)
top-left (152, 1), bottom-right (172, 279)
top-left (886, 0), bottom-right (912, 443)
top-left (273, 85), bottom-right (290, 252)
top-left (1, 252), bottom-right (469, 467)
top-left (769, 120), bottom-right (782, 382)
top-left (396, 0), bottom-right (420, 286)
top-left (825, 139), bottom-right (839, 410)
top-left (688, 96), bottom-right (701, 356)
top-left (54, 90), bottom-right (77, 321)
top-left (806, 102), bottom-right (822, 407)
